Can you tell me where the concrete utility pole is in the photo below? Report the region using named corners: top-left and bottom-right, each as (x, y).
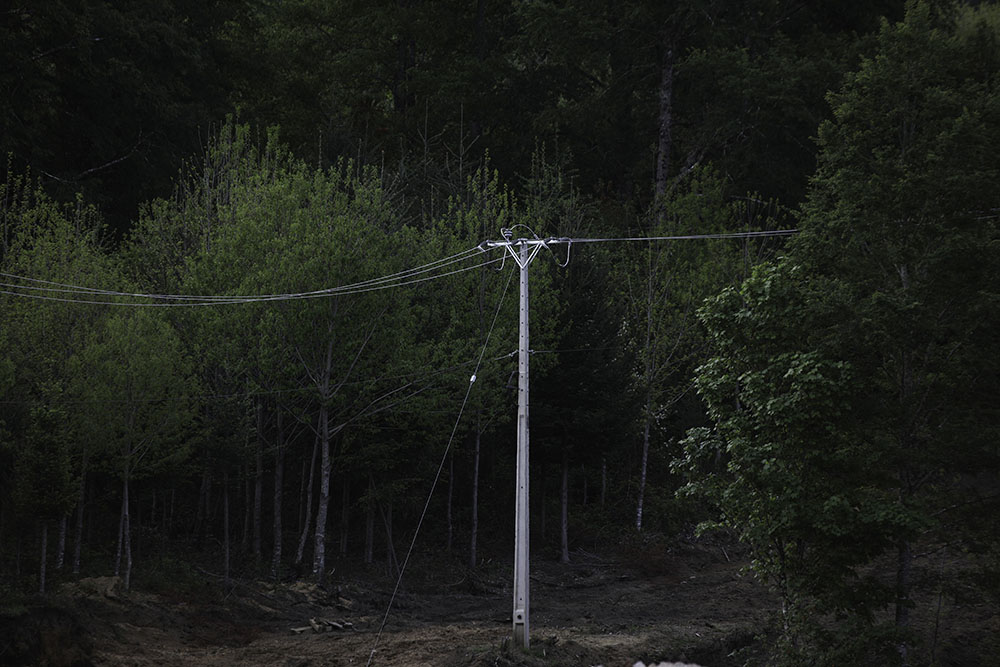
top-left (481, 232), bottom-right (569, 650)
top-left (513, 242), bottom-right (531, 648)
top-left (477, 228), bottom-right (792, 651)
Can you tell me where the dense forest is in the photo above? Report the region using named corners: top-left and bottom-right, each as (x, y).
top-left (2, 1), bottom-right (999, 664)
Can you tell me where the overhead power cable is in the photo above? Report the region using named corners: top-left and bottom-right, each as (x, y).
top-left (0, 246), bottom-right (485, 302)
top-left (563, 229), bottom-right (798, 243)
top-left (1, 230), bottom-right (796, 307)
top-left (0, 249), bottom-right (501, 307)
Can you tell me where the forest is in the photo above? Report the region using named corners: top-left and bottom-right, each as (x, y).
top-left (1, 1), bottom-right (999, 665)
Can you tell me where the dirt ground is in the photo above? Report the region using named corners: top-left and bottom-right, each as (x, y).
top-left (6, 540), bottom-right (774, 667)
top-left (4, 538), bottom-right (998, 666)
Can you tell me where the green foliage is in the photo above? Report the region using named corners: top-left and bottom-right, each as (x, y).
top-left (73, 308), bottom-right (198, 481)
top-left (9, 405), bottom-right (75, 523)
top-left (0, 170), bottom-right (110, 534)
top-left (676, 3), bottom-right (1000, 662)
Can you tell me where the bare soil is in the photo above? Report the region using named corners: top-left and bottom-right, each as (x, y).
top-left (7, 540), bottom-right (773, 667)
top-left (10, 539), bottom-right (996, 667)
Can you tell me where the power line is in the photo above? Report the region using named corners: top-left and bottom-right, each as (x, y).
top-left (1, 230), bottom-right (797, 307)
top-left (0, 252), bottom-right (503, 307)
top-left (565, 229), bottom-right (798, 243)
top-left (1, 246), bottom-right (485, 302)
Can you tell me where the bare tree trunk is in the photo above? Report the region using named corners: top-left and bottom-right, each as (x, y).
top-left (56, 514), bottom-right (67, 571)
top-left (560, 449), bottom-right (570, 564)
top-left (295, 433), bottom-right (319, 567)
top-left (446, 452), bottom-right (454, 552)
top-left (469, 0), bottom-right (487, 140)
top-left (637, 247), bottom-right (656, 533)
top-left (242, 462), bottom-right (251, 549)
top-left (365, 481), bottom-right (375, 565)
top-left (636, 412), bottom-right (651, 531)
top-left (73, 449), bottom-right (88, 575)
top-left (114, 489), bottom-right (125, 577)
top-left (254, 399), bottom-right (264, 565)
top-left (298, 458), bottom-right (307, 536)
top-left (224, 471), bottom-right (231, 583)
top-left (384, 500), bottom-right (398, 578)
top-left (654, 40), bottom-right (675, 201)
top-left (601, 457), bottom-right (607, 508)
top-left (39, 523), bottom-right (48, 595)
top-left (339, 475), bottom-right (350, 557)
top-left (582, 465), bottom-right (588, 506)
top-left (123, 477), bottom-right (133, 590)
top-left (470, 422), bottom-right (481, 569)
top-left (896, 539), bottom-right (913, 665)
top-left (195, 464), bottom-right (210, 546)
top-left (271, 409), bottom-right (284, 579)
top-left (167, 487), bottom-right (174, 538)
top-left (540, 469), bottom-right (546, 540)
top-left (312, 406), bottom-right (332, 584)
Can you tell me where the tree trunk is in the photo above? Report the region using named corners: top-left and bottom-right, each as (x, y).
top-left (339, 475), bottom-right (350, 557)
top-left (56, 514), bottom-right (67, 571)
top-left (73, 450), bottom-right (88, 575)
top-left (654, 40), bottom-right (675, 201)
top-left (582, 465), bottom-right (588, 506)
top-left (446, 452), bottom-right (454, 553)
top-left (466, 0), bottom-right (487, 140)
top-left (470, 422), bottom-right (481, 569)
top-left (365, 486), bottom-right (375, 565)
top-left (312, 406), bottom-right (332, 584)
top-left (195, 464), bottom-right (210, 547)
top-left (242, 462), bottom-right (251, 549)
top-left (254, 399), bottom-right (264, 565)
top-left (637, 241), bottom-right (657, 532)
top-left (39, 522), bottom-right (48, 595)
top-left (298, 457), bottom-right (308, 536)
top-left (540, 469), bottom-right (546, 540)
top-left (224, 471), bottom-right (231, 583)
top-left (123, 476), bottom-right (132, 590)
top-left (896, 540), bottom-right (913, 665)
top-left (636, 412), bottom-right (651, 531)
top-left (601, 457), bottom-right (607, 508)
top-left (271, 409), bottom-right (285, 579)
top-left (114, 488), bottom-right (125, 577)
top-left (560, 449), bottom-right (570, 564)
top-left (167, 487), bottom-right (174, 538)
top-left (384, 499), bottom-right (399, 578)
top-left (295, 432), bottom-right (319, 567)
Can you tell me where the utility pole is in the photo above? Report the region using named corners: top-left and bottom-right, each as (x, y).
top-left (513, 242), bottom-right (530, 649)
top-left (481, 232), bottom-right (569, 650)
top-left (476, 228), bottom-right (791, 651)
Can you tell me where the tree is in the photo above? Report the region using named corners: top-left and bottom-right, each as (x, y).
top-left (676, 3), bottom-right (1000, 663)
top-left (74, 309), bottom-right (198, 590)
top-left (0, 171), bottom-right (111, 590)
top-left (0, 0), bottom-right (242, 236)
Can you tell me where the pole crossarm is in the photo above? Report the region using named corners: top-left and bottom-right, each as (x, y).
top-left (478, 236), bottom-right (571, 270)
